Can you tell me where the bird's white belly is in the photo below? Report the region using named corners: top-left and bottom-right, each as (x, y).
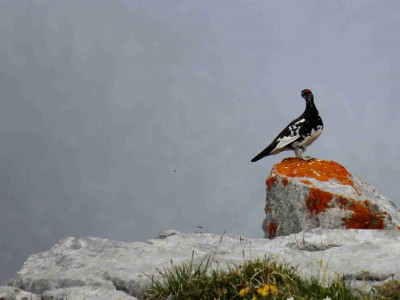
top-left (300, 127), bottom-right (323, 147)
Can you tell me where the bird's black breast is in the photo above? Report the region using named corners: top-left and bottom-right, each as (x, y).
top-left (295, 114), bottom-right (323, 147)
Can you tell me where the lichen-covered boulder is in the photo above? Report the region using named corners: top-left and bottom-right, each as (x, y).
top-left (262, 158), bottom-right (400, 238)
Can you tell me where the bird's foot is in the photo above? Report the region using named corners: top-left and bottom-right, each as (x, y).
top-left (302, 156), bottom-right (314, 161)
top-left (295, 155), bottom-right (313, 161)
top-left (294, 148), bottom-right (311, 161)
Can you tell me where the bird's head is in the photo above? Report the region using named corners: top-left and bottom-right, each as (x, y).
top-left (301, 89), bottom-right (314, 103)
top-left (301, 89), bottom-right (312, 97)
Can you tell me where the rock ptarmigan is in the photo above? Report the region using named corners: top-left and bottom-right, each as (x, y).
top-left (251, 89), bottom-right (323, 162)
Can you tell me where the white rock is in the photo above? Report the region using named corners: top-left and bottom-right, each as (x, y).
top-left (42, 286), bottom-right (137, 300)
top-left (0, 286), bottom-right (41, 300)
top-left (5, 229), bottom-right (400, 297)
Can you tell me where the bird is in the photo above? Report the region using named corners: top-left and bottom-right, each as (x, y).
top-left (251, 89), bottom-right (323, 162)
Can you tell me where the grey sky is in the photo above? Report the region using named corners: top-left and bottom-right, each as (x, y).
top-left (1, 0), bottom-right (400, 284)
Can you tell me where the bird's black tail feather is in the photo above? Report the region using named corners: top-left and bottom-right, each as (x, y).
top-left (250, 145), bottom-right (273, 162)
top-left (250, 156), bottom-right (262, 162)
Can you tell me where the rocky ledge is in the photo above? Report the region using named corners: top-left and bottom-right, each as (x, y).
top-left (2, 158), bottom-right (400, 300)
top-left (2, 229), bottom-right (400, 299)
top-left (263, 158), bottom-right (400, 238)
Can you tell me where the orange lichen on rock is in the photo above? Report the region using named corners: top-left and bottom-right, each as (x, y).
top-left (266, 175), bottom-right (277, 191)
top-left (301, 179), bottom-right (313, 185)
top-left (306, 188), bottom-right (334, 215)
top-left (268, 221), bottom-right (278, 238)
top-left (339, 197), bottom-right (384, 229)
top-left (305, 187), bottom-right (385, 229)
top-left (274, 158), bottom-right (359, 193)
top-left (263, 157), bottom-right (396, 235)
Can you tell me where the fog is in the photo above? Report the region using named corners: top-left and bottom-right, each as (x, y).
top-left (1, 0), bottom-right (400, 283)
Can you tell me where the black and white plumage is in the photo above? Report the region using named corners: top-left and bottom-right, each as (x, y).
top-left (251, 89), bottom-right (323, 162)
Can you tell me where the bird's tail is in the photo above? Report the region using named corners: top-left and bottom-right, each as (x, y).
top-left (250, 146), bottom-right (272, 162)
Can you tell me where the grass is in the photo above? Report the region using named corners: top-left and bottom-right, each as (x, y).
top-left (141, 254), bottom-right (361, 300)
top-left (141, 254), bottom-right (400, 300)
top-left (371, 277), bottom-right (400, 299)
top-left (139, 233), bottom-right (400, 300)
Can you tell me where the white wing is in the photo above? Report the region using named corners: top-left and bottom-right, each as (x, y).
top-left (270, 124), bottom-right (302, 154)
top-left (270, 135), bottom-right (299, 154)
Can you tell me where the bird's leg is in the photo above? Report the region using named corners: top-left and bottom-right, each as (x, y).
top-left (301, 147), bottom-right (314, 160)
top-left (302, 147), bottom-right (315, 160)
top-left (294, 147), bottom-right (305, 159)
top-left (294, 147), bottom-right (313, 161)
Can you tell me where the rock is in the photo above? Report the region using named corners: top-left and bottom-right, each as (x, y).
top-left (0, 285), bottom-right (136, 300)
top-left (154, 229), bottom-right (181, 239)
top-left (42, 286), bottom-right (137, 300)
top-left (4, 229), bottom-right (400, 297)
top-left (262, 158), bottom-right (400, 238)
top-left (0, 286), bottom-right (41, 300)
top-left (7, 237), bottom-right (144, 299)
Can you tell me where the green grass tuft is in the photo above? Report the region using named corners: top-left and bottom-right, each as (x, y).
top-left (140, 234), bottom-right (399, 300)
top-left (141, 255), bottom-right (361, 300)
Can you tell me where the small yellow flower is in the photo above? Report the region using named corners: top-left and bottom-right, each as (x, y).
top-left (251, 296), bottom-right (258, 300)
top-left (256, 283), bottom-right (278, 296)
top-left (239, 287), bottom-right (250, 297)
